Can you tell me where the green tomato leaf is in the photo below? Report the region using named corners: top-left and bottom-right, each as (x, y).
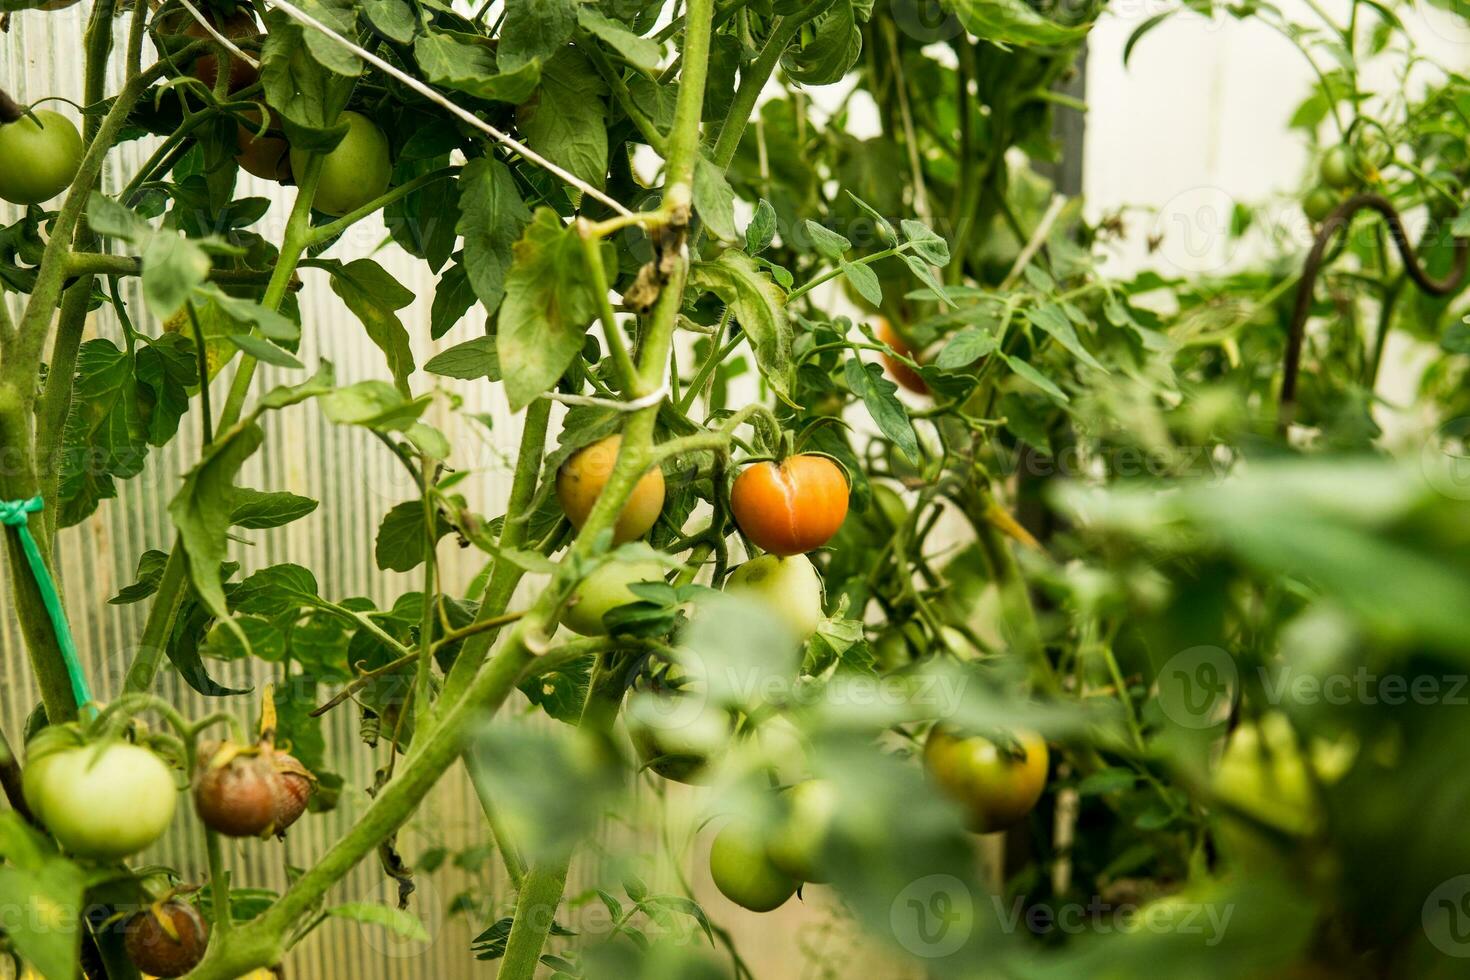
top-left (687, 250), bottom-right (793, 402)
top-left (579, 7), bottom-right (663, 71)
top-left (322, 258), bottom-right (417, 393)
top-left (694, 154), bottom-right (739, 243)
top-left (171, 423), bottom-right (265, 620)
top-left (499, 0), bottom-right (581, 71)
top-left (515, 49), bottom-right (609, 191)
top-left (841, 260), bottom-right (882, 306)
top-left (228, 333), bottom-right (304, 369)
top-left (844, 357), bottom-right (919, 462)
top-left (1001, 352), bottom-right (1069, 403)
top-left (376, 500), bottom-right (456, 572)
top-left (230, 488), bottom-right (319, 529)
top-left (426, 336), bottom-right (502, 381)
top-left (362, 0), bottom-right (417, 43)
top-left (1025, 304), bottom-right (1106, 372)
top-left (945, 0), bottom-right (1094, 46)
top-left (457, 157), bottom-right (533, 319)
top-left (499, 208), bottom-right (604, 410)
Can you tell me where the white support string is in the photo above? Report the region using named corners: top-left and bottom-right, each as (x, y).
top-left (263, 0), bottom-right (635, 217)
top-left (539, 386), bottom-right (669, 411)
top-left (178, 0), bottom-right (262, 70)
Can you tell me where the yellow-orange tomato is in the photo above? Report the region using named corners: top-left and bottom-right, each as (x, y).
top-left (234, 110), bottom-right (292, 183)
top-left (924, 727), bottom-right (1048, 834)
top-left (557, 435), bottom-right (665, 543)
top-left (878, 319), bottom-right (929, 395)
top-left (730, 455), bottom-right (849, 556)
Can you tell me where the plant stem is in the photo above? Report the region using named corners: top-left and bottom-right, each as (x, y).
top-left (498, 656), bottom-right (625, 979)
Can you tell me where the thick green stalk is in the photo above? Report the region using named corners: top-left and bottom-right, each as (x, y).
top-left (494, 0), bottom-right (714, 974)
top-left (437, 397), bottom-right (552, 709)
top-left (498, 657), bottom-right (625, 979)
top-left (709, 11), bottom-right (813, 170)
top-left (182, 630), bottom-right (546, 979)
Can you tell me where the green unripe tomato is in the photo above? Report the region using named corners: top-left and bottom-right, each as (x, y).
top-left (1319, 146), bottom-right (1357, 189)
top-left (561, 559), bottom-right (667, 636)
top-left (1213, 713), bottom-right (1320, 838)
top-left (766, 778), bottom-right (838, 883)
top-left (0, 110), bottom-right (83, 205)
top-left (725, 553), bottom-right (824, 643)
top-left (709, 819), bottom-right (797, 912)
top-left (290, 111), bottom-right (391, 217)
top-left (24, 740), bottom-right (178, 859)
top-left (626, 692), bottom-right (731, 784)
top-left (1302, 186), bottom-right (1339, 224)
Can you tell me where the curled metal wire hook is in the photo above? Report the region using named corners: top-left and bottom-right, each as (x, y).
top-left (1279, 193), bottom-right (1468, 433)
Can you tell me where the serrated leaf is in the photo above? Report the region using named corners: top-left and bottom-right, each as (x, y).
top-left (805, 220), bottom-right (852, 258)
top-left (900, 219), bottom-right (950, 266)
top-left (457, 157), bottom-right (532, 318)
top-left (841, 260), bottom-right (882, 305)
top-left (844, 358), bottom-right (918, 462)
top-left (694, 154), bottom-right (738, 243)
top-left (426, 336), bottom-right (501, 381)
top-left (578, 7), bottom-right (662, 70)
top-left (1025, 304), bottom-right (1106, 372)
top-left (1001, 352), bottom-right (1069, 403)
top-left (688, 251), bottom-right (792, 401)
top-left (376, 500), bottom-right (455, 572)
top-left (935, 327), bottom-right (998, 369)
top-left (231, 488), bottom-right (319, 529)
top-left (745, 199), bottom-right (777, 254)
top-left (498, 209), bottom-right (604, 410)
top-left (323, 258), bottom-right (417, 393)
top-left (228, 334), bottom-right (303, 369)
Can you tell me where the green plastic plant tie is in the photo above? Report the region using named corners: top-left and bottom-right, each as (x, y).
top-left (0, 496), bottom-right (95, 715)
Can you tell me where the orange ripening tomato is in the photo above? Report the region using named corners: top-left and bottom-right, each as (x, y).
top-left (557, 434), bottom-right (666, 544)
top-left (924, 727), bottom-right (1049, 834)
top-left (877, 319), bottom-right (929, 395)
top-left (730, 454), bottom-right (849, 556)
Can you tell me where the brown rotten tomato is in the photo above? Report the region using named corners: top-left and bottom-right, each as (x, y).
top-left (924, 727), bottom-right (1048, 834)
top-left (877, 319), bottom-right (929, 395)
top-left (235, 109), bottom-right (292, 183)
top-left (730, 454), bottom-right (849, 556)
top-left (125, 901), bottom-right (208, 978)
top-left (194, 742), bottom-right (313, 838)
top-left (272, 749), bottom-right (314, 833)
top-left (186, 10), bottom-right (261, 94)
top-left (557, 434), bottom-right (665, 543)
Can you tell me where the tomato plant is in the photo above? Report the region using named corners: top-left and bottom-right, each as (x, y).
top-left (1, 0), bottom-right (1469, 976)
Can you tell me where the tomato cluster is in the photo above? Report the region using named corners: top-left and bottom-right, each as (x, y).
top-left (169, 7), bottom-right (391, 213)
